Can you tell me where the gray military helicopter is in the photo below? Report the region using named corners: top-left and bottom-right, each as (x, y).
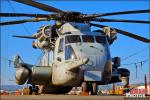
top-left (1, 0), bottom-right (150, 95)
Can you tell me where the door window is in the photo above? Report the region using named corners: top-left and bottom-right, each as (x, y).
top-left (58, 38), bottom-right (64, 53)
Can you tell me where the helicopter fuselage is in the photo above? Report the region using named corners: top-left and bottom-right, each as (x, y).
top-left (14, 22), bottom-right (122, 94)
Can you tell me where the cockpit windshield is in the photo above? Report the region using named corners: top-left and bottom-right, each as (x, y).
top-left (65, 35), bottom-right (106, 44)
top-left (65, 35), bottom-right (81, 44)
top-left (95, 36), bottom-right (107, 44)
top-left (82, 35), bottom-right (94, 43)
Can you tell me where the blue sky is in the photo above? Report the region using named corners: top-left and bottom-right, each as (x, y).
top-left (0, 0), bottom-right (150, 85)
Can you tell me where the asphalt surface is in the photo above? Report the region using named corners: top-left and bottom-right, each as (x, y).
top-left (1, 95), bottom-right (150, 100)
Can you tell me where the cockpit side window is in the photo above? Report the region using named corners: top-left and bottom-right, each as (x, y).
top-left (95, 36), bottom-right (106, 44)
top-left (82, 35), bottom-right (94, 43)
top-left (58, 38), bottom-right (64, 53)
top-left (65, 35), bottom-right (81, 44)
top-left (65, 45), bottom-right (77, 60)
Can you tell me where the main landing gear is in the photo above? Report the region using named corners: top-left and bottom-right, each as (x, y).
top-left (29, 85), bottom-right (39, 95)
top-left (82, 82), bottom-right (97, 95)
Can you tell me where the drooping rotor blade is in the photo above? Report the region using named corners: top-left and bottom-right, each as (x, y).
top-left (86, 10), bottom-right (150, 18)
top-left (90, 23), bottom-right (150, 43)
top-left (12, 35), bottom-right (36, 39)
top-left (0, 18), bottom-right (48, 26)
top-left (13, 0), bottom-right (64, 13)
top-left (0, 13), bottom-right (49, 17)
top-left (91, 18), bottom-right (150, 24)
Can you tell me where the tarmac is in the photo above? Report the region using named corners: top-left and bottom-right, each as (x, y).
top-left (1, 95), bottom-right (150, 100)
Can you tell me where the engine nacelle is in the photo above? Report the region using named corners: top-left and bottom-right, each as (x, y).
top-left (32, 40), bottom-right (49, 49)
top-left (32, 25), bottom-right (55, 50)
top-left (103, 27), bottom-right (117, 45)
top-left (29, 66), bottom-right (52, 85)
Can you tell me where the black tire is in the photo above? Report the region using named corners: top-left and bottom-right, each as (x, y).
top-left (35, 86), bottom-right (39, 95)
top-left (82, 82), bottom-right (88, 93)
top-left (92, 82), bottom-right (97, 95)
top-left (29, 86), bottom-right (33, 95)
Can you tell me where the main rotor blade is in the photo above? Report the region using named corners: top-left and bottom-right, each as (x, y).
top-left (0, 13), bottom-right (49, 17)
top-left (91, 18), bottom-right (150, 24)
top-left (90, 23), bottom-right (150, 43)
top-left (0, 18), bottom-right (48, 26)
top-left (86, 10), bottom-right (150, 18)
top-left (12, 35), bottom-right (36, 39)
top-left (13, 0), bottom-right (64, 13)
